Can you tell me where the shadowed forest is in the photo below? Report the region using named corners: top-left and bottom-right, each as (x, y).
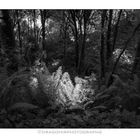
top-left (0, 9), bottom-right (140, 128)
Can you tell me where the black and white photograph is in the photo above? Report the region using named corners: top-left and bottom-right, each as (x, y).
top-left (1, 3), bottom-right (140, 131)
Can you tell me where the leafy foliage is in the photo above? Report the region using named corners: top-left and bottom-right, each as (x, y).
top-left (1, 9), bottom-right (140, 128)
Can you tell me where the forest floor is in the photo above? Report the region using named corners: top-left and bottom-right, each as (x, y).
top-left (0, 105), bottom-right (140, 128)
top-left (0, 64), bottom-right (140, 128)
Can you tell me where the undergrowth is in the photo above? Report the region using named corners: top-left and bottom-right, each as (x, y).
top-left (0, 62), bottom-right (140, 128)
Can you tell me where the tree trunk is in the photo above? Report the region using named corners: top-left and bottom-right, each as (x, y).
top-left (106, 10), bottom-right (113, 68)
top-left (27, 16), bottom-right (30, 37)
top-left (0, 10), bottom-right (18, 75)
top-left (78, 24), bottom-right (86, 74)
top-left (132, 38), bottom-right (140, 75)
top-left (106, 23), bottom-right (140, 87)
top-left (16, 10), bottom-right (22, 55)
top-left (62, 11), bottom-right (67, 60)
top-left (112, 10), bottom-right (122, 51)
top-left (100, 10), bottom-right (107, 79)
top-left (33, 10), bottom-right (36, 40)
top-left (78, 10), bottom-right (91, 75)
top-left (132, 37), bottom-right (140, 91)
top-left (112, 23), bottom-right (140, 75)
top-left (40, 10), bottom-right (46, 51)
top-left (69, 10), bottom-right (79, 69)
top-left (75, 29), bottom-right (79, 69)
